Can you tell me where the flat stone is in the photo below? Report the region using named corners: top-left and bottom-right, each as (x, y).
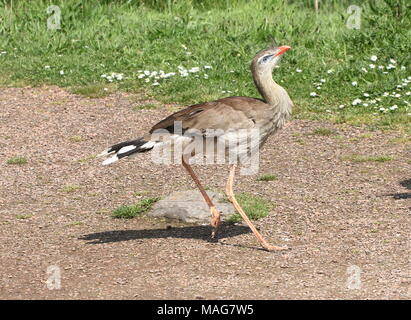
top-left (148, 190), bottom-right (236, 224)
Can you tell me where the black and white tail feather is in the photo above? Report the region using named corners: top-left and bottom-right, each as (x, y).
top-left (98, 138), bottom-right (156, 165)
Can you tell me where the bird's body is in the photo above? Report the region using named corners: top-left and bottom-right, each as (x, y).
top-left (99, 45), bottom-right (293, 251)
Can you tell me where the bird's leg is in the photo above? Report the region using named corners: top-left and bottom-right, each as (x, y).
top-left (181, 155), bottom-right (221, 238)
top-left (225, 164), bottom-right (288, 252)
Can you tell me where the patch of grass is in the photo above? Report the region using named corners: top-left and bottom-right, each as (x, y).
top-left (61, 185), bottom-right (81, 192)
top-left (70, 83), bottom-right (115, 98)
top-left (133, 103), bottom-right (158, 111)
top-left (77, 154), bottom-right (96, 163)
top-left (256, 174), bottom-right (277, 182)
top-left (389, 136), bottom-right (411, 144)
top-left (132, 191), bottom-right (149, 197)
top-left (226, 193), bottom-right (273, 223)
top-left (341, 154), bottom-right (394, 163)
top-left (294, 138), bottom-right (305, 145)
top-left (112, 197), bottom-right (160, 219)
top-left (310, 128), bottom-right (336, 136)
top-left (6, 157), bottom-right (28, 165)
top-left (69, 135), bottom-right (83, 143)
top-left (16, 214), bottom-right (33, 220)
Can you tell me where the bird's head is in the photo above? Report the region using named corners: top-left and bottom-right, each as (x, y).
top-left (251, 45), bottom-right (291, 74)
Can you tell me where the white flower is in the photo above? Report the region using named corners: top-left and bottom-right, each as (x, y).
top-left (189, 67), bottom-right (200, 73)
top-left (387, 64), bottom-right (396, 70)
top-left (361, 67), bottom-right (368, 73)
top-left (363, 103), bottom-right (369, 107)
top-left (144, 70), bottom-right (150, 75)
top-left (379, 107), bottom-right (386, 112)
top-left (401, 66), bottom-right (406, 70)
top-left (406, 91), bottom-right (411, 96)
top-left (389, 105), bottom-right (398, 110)
top-left (394, 93), bottom-right (401, 98)
top-left (369, 64), bottom-right (376, 69)
top-left (44, 65), bottom-right (51, 69)
top-left (352, 98), bottom-right (362, 106)
top-left (310, 92), bottom-right (317, 97)
top-left (138, 74), bottom-right (145, 79)
top-left (378, 65), bottom-right (384, 70)
top-left (59, 70), bottom-right (64, 75)
top-left (389, 59), bottom-right (396, 64)
top-left (351, 81), bottom-right (358, 86)
top-left (363, 93), bottom-right (370, 97)
top-left (383, 92), bottom-right (389, 97)
top-left (327, 69), bottom-right (334, 74)
top-left (316, 86), bottom-right (321, 90)
top-left (339, 104), bottom-right (345, 109)
top-left (296, 68), bottom-right (302, 73)
top-left (370, 55), bottom-right (378, 62)
top-left (152, 81), bottom-right (160, 86)
top-left (204, 65), bottom-right (212, 69)
top-left (144, 78), bottom-right (150, 83)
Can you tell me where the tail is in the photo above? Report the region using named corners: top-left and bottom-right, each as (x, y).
top-left (97, 138), bottom-right (155, 165)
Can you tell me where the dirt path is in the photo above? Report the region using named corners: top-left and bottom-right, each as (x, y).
top-left (0, 87), bottom-right (409, 299)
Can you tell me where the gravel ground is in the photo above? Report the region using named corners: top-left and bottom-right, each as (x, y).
top-left (0, 86), bottom-right (409, 299)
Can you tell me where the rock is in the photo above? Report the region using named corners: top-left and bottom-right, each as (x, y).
top-left (148, 190), bottom-right (235, 224)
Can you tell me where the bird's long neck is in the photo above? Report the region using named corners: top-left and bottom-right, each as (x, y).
top-left (252, 69), bottom-right (281, 105)
top-left (252, 68), bottom-right (292, 128)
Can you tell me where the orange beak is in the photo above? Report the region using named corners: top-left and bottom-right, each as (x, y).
top-left (275, 45), bottom-right (291, 57)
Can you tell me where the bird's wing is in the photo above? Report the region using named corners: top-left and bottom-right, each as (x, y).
top-left (149, 96), bottom-right (271, 136)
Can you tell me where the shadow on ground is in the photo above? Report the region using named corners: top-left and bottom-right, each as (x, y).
top-left (79, 224), bottom-right (250, 244)
top-left (388, 178), bottom-right (411, 200)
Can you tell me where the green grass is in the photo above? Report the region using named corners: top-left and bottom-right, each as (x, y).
top-left (341, 154), bottom-right (394, 163)
top-left (256, 174), bottom-right (277, 182)
top-left (16, 214), bottom-right (33, 219)
top-left (133, 103), bottom-right (158, 111)
top-left (0, 0), bottom-right (410, 129)
top-left (69, 135), bottom-right (83, 142)
top-left (71, 83), bottom-right (116, 98)
top-left (61, 184), bottom-right (81, 192)
top-left (226, 193), bottom-right (273, 223)
top-left (310, 128), bottom-right (336, 136)
top-left (112, 197), bottom-right (160, 219)
top-left (6, 156), bottom-right (28, 165)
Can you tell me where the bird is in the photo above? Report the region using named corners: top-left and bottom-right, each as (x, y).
top-left (98, 45), bottom-right (293, 251)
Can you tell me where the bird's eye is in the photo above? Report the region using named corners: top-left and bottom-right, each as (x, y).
top-left (261, 55), bottom-right (273, 64)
